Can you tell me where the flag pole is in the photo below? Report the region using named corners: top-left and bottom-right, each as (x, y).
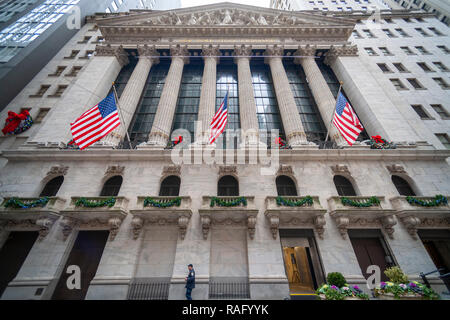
top-left (112, 82), bottom-right (133, 149)
top-left (324, 81), bottom-right (343, 142)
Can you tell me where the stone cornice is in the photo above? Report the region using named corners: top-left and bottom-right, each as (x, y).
top-left (324, 44), bottom-right (358, 65)
top-left (2, 148), bottom-right (449, 162)
top-left (95, 44), bottom-right (129, 67)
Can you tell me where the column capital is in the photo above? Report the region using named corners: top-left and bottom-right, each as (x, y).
top-left (293, 45), bottom-right (317, 64)
top-left (137, 44), bottom-right (160, 64)
top-left (233, 44), bottom-right (252, 62)
top-left (170, 44), bottom-right (190, 64)
top-left (95, 44), bottom-right (129, 67)
top-left (324, 44), bottom-right (359, 65)
top-left (264, 44), bottom-right (284, 64)
top-left (201, 44), bottom-right (220, 63)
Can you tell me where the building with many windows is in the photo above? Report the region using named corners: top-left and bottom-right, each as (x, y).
top-left (0, 2), bottom-right (449, 300)
top-left (0, 0), bottom-right (178, 113)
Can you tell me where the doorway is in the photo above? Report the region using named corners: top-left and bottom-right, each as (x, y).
top-left (280, 229), bottom-right (324, 294)
top-left (51, 230), bottom-right (109, 300)
top-left (0, 231), bottom-right (38, 298)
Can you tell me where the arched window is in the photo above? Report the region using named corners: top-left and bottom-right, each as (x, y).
top-left (40, 176), bottom-right (64, 197)
top-left (159, 176), bottom-right (181, 196)
top-left (218, 175), bottom-right (239, 196)
top-left (276, 175), bottom-right (298, 196)
top-left (333, 175), bottom-right (357, 196)
top-left (100, 176), bottom-right (123, 196)
top-left (391, 175), bottom-right (416, 196)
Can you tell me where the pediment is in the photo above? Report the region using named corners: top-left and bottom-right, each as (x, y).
top-left (96, 2), bottom-right (355, 28)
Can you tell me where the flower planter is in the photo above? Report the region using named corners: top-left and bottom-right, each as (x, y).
top-left (376, 293), bottom-right (423, 300)
top-left (319, 294), bottom-right (366, 300)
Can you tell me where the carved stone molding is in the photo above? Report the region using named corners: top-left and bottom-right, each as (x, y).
top-left (162, 165), bottom-right (181, 176)
top-left (330, 164), bottom-right (350, 175)
top-left (138, 44), bottom-right (160, 64)
top-left (131, 216), bottom-right (143, 240)
top-left (268, 215), bottom-right (279, 240)
top-left (294, 45), bottom-right (317, 62)
top-left (178, 216), bottom-right (190, 240)
top-left (380, 216), bottom-right (397, 239)
top-left (95, 44), bottom-right (129, 67)
top-left (46, 166), bottom-right (69, 177)
top-left (335, 216), bottom-right (350, 239)
top-left (60, 217), bottom-right (76, 241)
top-left (170, 44), bottom-right (190, 64)
top-left (264, 44), bottom-right (284, 62)
top-left (324, 44), bottom-right (358, 65)
top-left (314, 215), bottom-right (326, 239)
top-left (201, 215), bottom-right (211, 240)
top-left (234, 44), bottom-right (252, 58)
top-left (35, 218), bottom-right (55, 240)
top-left (201, 44), bottom-right (220, 62)
top-left (386, 164), bottom-right (406, 175)
top-left (247, 215), bottom-right (257, 240)
top-left (400, 216), bottom-right (421, 239)
top-left (106, 165), bottom-right (125, 176)
top-left (218, 165), bottom-right (237, 176)
top-left (277, 165), bottom-right (293, 176)
top-left (108, 217), bottom-right (122, 241)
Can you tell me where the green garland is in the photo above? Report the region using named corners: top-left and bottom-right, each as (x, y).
top-left (341, 196), bottom-right (380, 207)
top-left (276, 196), bottom-right (313, 207)
top-left (210, 196), bottom-right (247, 207)
top-left (4, 197), bottom-right (49, 209)
top-left (75, 197), bottom-right (116, 208)
top-left (406, 195), bottom-right (448, 207)
top-left (144, 197), bottom-right (182, 208)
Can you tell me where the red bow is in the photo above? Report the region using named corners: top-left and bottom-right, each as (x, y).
top-left (275, 137), bottom-right (285, 146)
top-left (173, 136), bottom-right (183, 145)
top-left (371, 135), bottom-right (385, 144)
top-left (2, 110), bottom-right (30, 135)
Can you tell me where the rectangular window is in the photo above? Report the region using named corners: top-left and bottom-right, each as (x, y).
top-left (407, 78), bottom-right (426, 90)
top-left (49, 85), bottom-right (68, 97)
top-left (382, 29), bottom-right (395, 37)
top-left (415, 28), bottom-right (430, 36)
top-left (79, 50), bottom-right (94, 59)
top-left (364, 47), bottom-right (377, 55)
top-left (437, 45), bottom-right (450, 54)
top-left (393, 63), bottom-right (409, 72)
top-left (35, 108), bottom-right (50, 123)
top-left (65, 66), bottom-right (82, 77)
top-left (433, 78), bottom-right (450, 89)
top-left (431, 104), bottom-right (449, 119)
top-left (64, 50), bottom-right (79, 59)
top-left (415, 46), bottom-right (430, 55)
top-left (435, 134), bottom-right (450, 149)
top-left (411, 105), bottom-right (431, 119)
top-left (390, 78), bottom-right (407, 90)
top-left (377, 63), bottom-right (391, 73)
top-left (378, 47), bottom-right (392, 55)
top-left (30, 84), bottom-right (50, 97)
top-left (417, 62), bottom-right (434, 72)
top-left (77, 36), bottom-right (91, 44)
top-left (428, 27), bottom-right (443, 36)
top-left (352, 30), bottom-right (363, 38)
top-left (363, 29), bottom-right (375, 38)
top-left (48, 66), bottom-right (66, 77)
top-left (400, 46), bottom-right (415, 55)
top-left (433, 62), bottom-right (449, 72)
top-left (395, 28), bottom-right (409, 37)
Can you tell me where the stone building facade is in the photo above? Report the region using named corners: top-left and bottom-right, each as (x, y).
top-left (0, 3), bottom-right (449, 300)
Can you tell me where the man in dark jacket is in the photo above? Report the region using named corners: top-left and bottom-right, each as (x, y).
top-left (185, 264), bottom-right (195, 300)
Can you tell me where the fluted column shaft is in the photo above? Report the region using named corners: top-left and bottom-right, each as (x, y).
top-left (266, 51), bottom-right (307, 146)
top-left (104, 46), bottom-right (159, 146)
top-left (295, 47), bottom-right (346, 145)
top-left (147, 46), bottom-right (189, 147)
top-left (196, 45), bottom-right (219, 145)
top-left (234, 45), bottom-right (259, 145)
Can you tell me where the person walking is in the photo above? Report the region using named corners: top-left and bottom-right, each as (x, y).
top-left (185, 264), bottom-right (195, 300)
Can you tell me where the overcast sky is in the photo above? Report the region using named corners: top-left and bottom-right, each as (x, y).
top-left (181, 0), bottom-right (271, 8)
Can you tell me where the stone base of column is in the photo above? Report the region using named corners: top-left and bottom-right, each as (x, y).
top-left (89, 141), bottom-right (116, 149)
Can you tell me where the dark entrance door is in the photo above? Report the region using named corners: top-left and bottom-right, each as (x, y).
top-left (0, 231), bottom-right (38, 297)
top-left (349, 231), bottom-right (392, 282)
top-left (51, 230), bottom-right (109, 300)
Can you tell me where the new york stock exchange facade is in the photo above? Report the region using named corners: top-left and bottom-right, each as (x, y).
top-left (0, 3), bottom-right (449, 300)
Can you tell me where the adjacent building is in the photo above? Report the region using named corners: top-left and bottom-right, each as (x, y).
top-left (0, 2), bottom-right (449, 300)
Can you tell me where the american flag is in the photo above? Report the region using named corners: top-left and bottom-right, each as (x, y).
top-left (71, 92), bottom-right (120, 150)
top-left (209, 91), bottom-right (228, 144)
top-left (332, 92), bottom-right (364, 146)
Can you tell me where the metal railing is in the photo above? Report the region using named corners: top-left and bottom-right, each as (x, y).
top-left (420, 268), bottom-right (450, 292)
top-left (209, 277), bottom-right (250, 300)
top-left (127, 278), bottom-right (170, 300)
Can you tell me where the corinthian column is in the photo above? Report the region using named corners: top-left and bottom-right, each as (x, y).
top-left (295, 45), bottom-right (346, 146)
top-left (265, 45), bottom-right (307, 148)
top-left (196, 45), bottom-right (220, 145)
top-left (234, 45), bottom-right (260, 146)
top-left (103, 45), bottom-right (159, 147)
top-left (144, 45), bottom-right (189, 148)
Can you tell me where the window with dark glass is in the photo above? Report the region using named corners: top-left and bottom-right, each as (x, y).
top-left (276, 175), bottom-right (297, 196)
top-left (40, 176), bottom-right (64, 197)
top-left (251, 57), bottom-right (285, 145)
top-left (391, 175), bottom-right (415, 196)
top-left (284, 59), bottom-right (327, 144)
top-left (216, 55), bottom-right (240, 149)
top-left (159, 175), bottom-right (181, 196)
top-left (100, 176), bottom-right (123, 197)
top-left (218, 175), bottom-right (239, 196)
top-left (333, 175), bottom-right (357, 196)
top-left (172, 56), bottom-right (202, 142)
top-left (128, 54), bottom-right (170, 146)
